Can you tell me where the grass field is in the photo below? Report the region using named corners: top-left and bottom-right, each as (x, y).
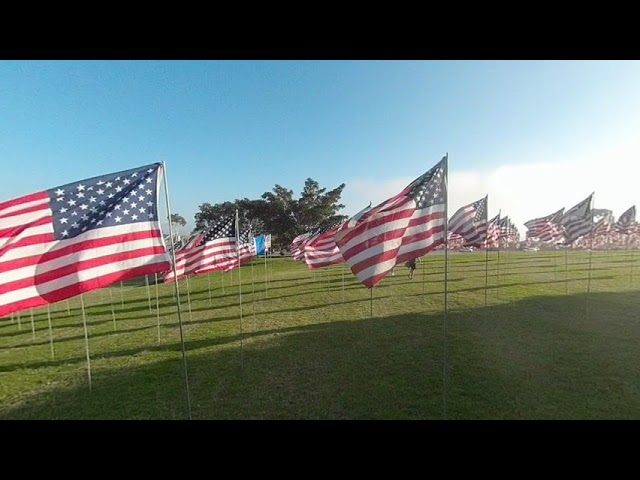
top-left (1, 250), bottom-right (639, 419)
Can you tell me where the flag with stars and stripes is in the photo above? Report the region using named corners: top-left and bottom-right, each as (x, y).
top-left (0, 163), bottom-right (170, 318)
top-left (222, 225), bottom-right (256, 271)
top-left (448, 195), bottom-right (488, 247)
top-left (524, 208), bottom-right (565, 244)
top-left (304, 205), bottom-right (372, 270)
top-left (615, 206), bottom-right (637, 234)
top-left (164, 216), bottom-right (236, 282)
top-left (290, 232), bottom-right (312, 261)
top-left (560, 194), bottom-right (593, 245)
top-left (485, 213), bottom-right (501, 248)
top-left (334, 157), bottom-right (447, 288)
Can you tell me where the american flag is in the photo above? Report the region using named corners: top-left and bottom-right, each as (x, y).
top-left (265, 234), bottom-right (272, 252)
top-left (334, 157), bottom-right (447, 288)
top-left (290, 232), bottom-right (312, 261)
top-left (486, 213), bottom-right (501, 248)
top-left (524, 208), bottom-right (565, 243)
top-left (163, 216), bottom-right (235, 282)
top-left (448, 195), bottom-right (488, 247)
top-left (560, 194), bottom-right (593, 245)
top-left (223, 225), bottom-right (255, 271)
top-left (0, 163), bottom-right (170, 318)
top-left (593, 211), bottom-right (614, 235)
top-left (303, 219), bottom-right (344, 269)
top-left (615, 206), bottom-right (637, 234)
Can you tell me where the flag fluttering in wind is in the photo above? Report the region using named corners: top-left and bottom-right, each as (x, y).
top-left (615, 206), bottom-right (637, 234)
top-left (223, 226), bottom-right (255, 271)
top-left (448, 195), bottom-right (487, 247)
top-left (303, 204), bottom-right (371, 269)
top-left (163, 216), bottom-right (235, 282)
top-left (560, 194), bottom-right (594, 245)
top-left (334, 156), bottom-right (447, 288)
top-left (0, 163), bottom-right (170, 317)
top-left (290, 232), bottom-right (312, 262)
top-left (486, 213), bottom-right (501, 248)
top-left (524, 208), bottom-right (565, 244)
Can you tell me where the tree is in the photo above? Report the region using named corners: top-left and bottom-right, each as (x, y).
top-left (170, 213), bottom-right (186, 228)
top-left (193, 179), bottom-right (347, 246)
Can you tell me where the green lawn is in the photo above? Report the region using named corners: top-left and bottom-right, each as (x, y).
top-left (1, 250), bottom-right (639, 419)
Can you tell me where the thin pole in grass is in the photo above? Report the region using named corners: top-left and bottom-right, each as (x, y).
top-left (17, 311), bottom-right (21, 331)
top-left (495, 210), bottom-right (501, 299)
top-left (565, 247), bottom-right (569, 295)
top-left (264, 247), bottom-right (268, 298)
top-left (484, 195), bottom-right (489, 307)
top-left (108, 287), bottom-right (117, 331)
top-left (235, 209), bottom-right (244, 369)
top-left (250, 258), bottom-right (256, 331)
top-left (155, 273), bottom-right (161, 344)
top-left (442, 153), bottom-right (450, 420)
top-left (341, 262), bottom-right (346, 303)
top-left (119, 282), bottom-right (125, 309)
top-left (30, 309), bottom-right (36, 341)
top-left (145, 275), bottom-right (152, 314)
top-left (162, 160), bottom-right (193, 420)
top-left (207, 272), bottom-right (212, 306)
top-left (221, 269), bottom-right (225, 295)
top-left (586, 193), bottom-right (595, 318)
top-left (46, 304), bottom-right (54, 360)
top-left (66, 299), bottom-right (71, 316)
top-left (79, 294), bottom-right (92, 393)
top-left (184, 275), bottom-right (193, 323)
top-left (369, 286), bottom-right (373, 318)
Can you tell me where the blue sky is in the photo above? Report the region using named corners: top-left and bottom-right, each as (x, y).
top-left (2, 60), bottom-right (640, 234)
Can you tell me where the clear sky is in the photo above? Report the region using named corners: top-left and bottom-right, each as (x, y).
top-left (2, 60), bottom-right (639, 235)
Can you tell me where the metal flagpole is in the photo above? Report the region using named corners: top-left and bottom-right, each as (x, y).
top-left (119, 282), bottom-right (125, 309)
top-left (251, 257), bottom-right (256, 331)
top-left (46, 304), bottom-right (55, 360)
top-left (66, 299), bottom-right (71, 316)
top-left (235, 209), bottom-right (244, 369)
top-left (586, 193), bottom-right (595, 318)
top-left (207, 273), bottom-right (212, 306)
top-left (30, 309), bottom-right (36, 341)
top-left (264, 244), bottom-right (268, 297)
top-left (565, 247), bottom-right (569, 295)
top-left (484, 195), bottom-right (489, 307)
top-left (442, 153), bottom-right (449, 420)
top-left (496, 210), bottom-right (502, 300)
top-left (342, 263), bottom-right (346, 303)
top-left (370, 287), bottom-right (373, 318)
top-left (10, 312), bottom-right (14, 324)
top-left (162, 161), bottom-right (193, 420)
top-left (108, 288), bottom-right (117, 331)
top-left (145, 275), bottom-right (152, 314)
top-left (79, 294), bottom-right (92, 393)
top-left (155, 273), bottom-right (161, 344)
top-left (17, 311), bottom-right (21, 331)
top-left (221, 269), bottom-right (225, 294)
top-left (185, 275), bottom-right (193, 323)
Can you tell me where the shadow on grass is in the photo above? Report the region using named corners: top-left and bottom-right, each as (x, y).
top-left (2, 290), bottom-right (640, 420)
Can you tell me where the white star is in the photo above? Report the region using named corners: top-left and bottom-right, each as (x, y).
top-left (60, 217), bottom-right (68, 224)
top-left (147, 201), bottom-right (153, 207)
top-left (71, 211), bottom-right (78, 216)
top-left (97, 220), bottom-right (103, 226)
top-left (80, 204), bottom-right (88, 210)
top-left (105, 181), bottom-right (113, 188)
top-left (147, 168), bottom-right (153, 173)
top-left (96, 180), bottom-right (104, 185)
top-left (146, 178), bottom-right (152, 183)
top-left (138, 195), bottom-right (145, 201)
top-left (108, 193), bottom-right (114, 198)
top-left (55, 188), bottom-right (64, 196)
top-left (76, 192), bottom-right (85, 198)
top-left (87, 186), bottom-right (93, 191)
top-left (89, 196), bottom-right (97, 203)
top-left (67, 199), bottom-right (76, 206)
top-left (61, 230), bottom-right (69, 237)
top-left (130, 202), bottom-right (137, 208)
top-left (123, 209), bottom-right (130, 215)
top-left (99, 200), bottom-right (106, 206)
top-left (131, 172), bottom-right (138, 177)
top-left (72, 222), bottom-right (79, 228)
top-left (60, 207), bottom-right (68, 213)
top-left (123, 178), bottom-right (130, 185)
top-left (115, 186), bottom-right (122, 192)
top-left (145, 189), bottom-right (152, 195)
top-left (114, 204), bottom-right (121, 210)
top-left (139, 207), bottom-right (146, 213)
top-left (131, 214), bottom-right (138, 220)
top-left (81, 214), bottom-right (89, 221)
top-left (138, 184), bottom-right (144, 190)
top-left (90, 218), bottom-right (97, 223)
top-left (57, 197), bottom-right (65, 202)
top-left (90, 207), bottom-right (97, 213)
top-left (123, 197), bottom-right (129, 203)
top-left (106, 212), bottom-right (112, 217)
top-left (76, 184), bottom-right (85, 191)
top-left (115, 177), bottom-right (121, 181)
top-left (97, 189), bottom-right (105, 195)
top-left (115, 216), bottom-right (122, 223)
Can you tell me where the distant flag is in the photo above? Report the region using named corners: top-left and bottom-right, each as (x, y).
top-left (448, 195), bottom-right (488, 247)
top-left (524, 208), bottom-right (565, 244)
top-left (334, 157), bottom-right (447, 288)
top-left (164, 216), bottom-right (235, 282)
top-left (304, 204), bottom-right (371, 270)
top-left (265, 234), bottom-right (272, 252)
top-left (290, 232), bottom-right (312, 261)
top-left (486, 213), bottom-right (501, 248)
top-left (0, 163), bottom-right (170, 318)
top-left (224, 226), bottom-right (255, 271)
top-left (615, 206), bottom-right (637, 234)
top-left (593, 211), bottom-right (614, 235)
top-left (560, 194), bottom-right (594, 245)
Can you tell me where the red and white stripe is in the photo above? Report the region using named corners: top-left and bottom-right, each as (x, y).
top-left (0, 192), bottom-right (169, 318)
top-left (303, 226), bottom-right (344, 269)
top-left (448, 198), bottom-right (487, 247)
top-left (164, 236), bottom-right (237, 282)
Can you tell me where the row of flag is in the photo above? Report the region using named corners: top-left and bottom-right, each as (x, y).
top-left (1, 156), bottom-right (638, 317)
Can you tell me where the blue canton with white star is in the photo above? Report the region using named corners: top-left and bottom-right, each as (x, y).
top-left (406, 157), bottom-right (447, 209)
top-left (47, 163), bottom-right (161, 240)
